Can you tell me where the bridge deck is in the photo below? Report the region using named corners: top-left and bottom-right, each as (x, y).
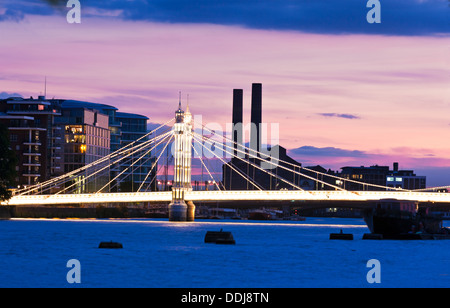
top-left (3, 190), bottom-right (450, 206)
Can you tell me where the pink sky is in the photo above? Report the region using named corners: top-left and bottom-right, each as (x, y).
top-left (1, 15), bottom-right (450, 177)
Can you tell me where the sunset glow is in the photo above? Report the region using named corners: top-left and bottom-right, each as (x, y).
top-left (1, 1), bottom-right (449, 185)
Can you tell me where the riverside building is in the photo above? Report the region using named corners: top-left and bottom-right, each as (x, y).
top-left (0, 95), bottom-right (154, 192)
top-left (0, 96), bottom-right (62, 187)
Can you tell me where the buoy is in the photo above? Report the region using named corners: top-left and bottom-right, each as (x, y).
top-left (205, 229), bottom-right (235, 244)
top-left (329, 229), bottom-right (353, 240)
top-left (99, 241), bottom-right (123, 248)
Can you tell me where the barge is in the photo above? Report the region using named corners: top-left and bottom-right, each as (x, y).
top-left (363, 199), bottom-right (450, 240)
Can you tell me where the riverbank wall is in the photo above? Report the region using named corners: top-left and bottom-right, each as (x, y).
top-left (0, 206), bottom-right (14, 219)
top-left (4, 205), bottom-right (148, 219)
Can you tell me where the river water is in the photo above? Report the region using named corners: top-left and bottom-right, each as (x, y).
top-left (0, 217), bottom-right (448, 288)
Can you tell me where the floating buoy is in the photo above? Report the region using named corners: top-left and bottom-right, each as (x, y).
top-left (99, 241), bottom-right (123, 248)
top-left (205, 229), bottom-right (235, 245)
top-left (329, 229), bottom-right (353, 240)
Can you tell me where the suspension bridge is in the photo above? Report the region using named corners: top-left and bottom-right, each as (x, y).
top-left (3, 99), bottom-right (450, 221)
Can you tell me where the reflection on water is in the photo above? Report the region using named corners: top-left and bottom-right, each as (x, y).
top-left (11, 217), bottom-right (368, 228)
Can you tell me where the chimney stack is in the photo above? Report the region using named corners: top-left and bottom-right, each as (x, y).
top-left (393, 162), bottom-right (399, 172)
top-left (250, 83), bottom-right (262, 159)
top-left (232, 89), bottom-right (243, 158)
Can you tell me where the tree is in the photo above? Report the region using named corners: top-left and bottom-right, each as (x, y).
top-left (0, 123), bottom-right (17, 201)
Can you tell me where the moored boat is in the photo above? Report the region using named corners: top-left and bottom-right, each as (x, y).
top-left (248, 210), bottom-right (273, 220)
top-left (363, 199), bottom-right (445, 239)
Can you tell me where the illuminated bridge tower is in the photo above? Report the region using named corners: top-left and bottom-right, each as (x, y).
top-left (168, 96), bottom-right (195, 221)
top-left (183, 104), bottom-right (196, 221)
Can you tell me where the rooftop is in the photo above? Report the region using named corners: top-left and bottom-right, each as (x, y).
top-left (61, 100), bottom-right (118, 111)
top-left (116, 111), bottom-right (149, 120)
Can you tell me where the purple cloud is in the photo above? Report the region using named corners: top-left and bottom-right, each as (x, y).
top-left (318, 113), bottom-right (360, 120)
top-left (0, 9), bottom-right (24, 22)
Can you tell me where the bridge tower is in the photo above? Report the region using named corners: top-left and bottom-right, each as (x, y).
top-left (168, 95), bottom-right (195, 221)
top-left (183, 104), bottom-right (196, 221)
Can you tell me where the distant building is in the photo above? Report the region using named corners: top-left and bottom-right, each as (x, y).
top-left (59, 100), bottom-right (117, 193)
top-left (339, 165), bottom-right (390, 190)
top-left (55, 103), bottom-right (110, 193)
top-left (116, 112), bottom-right (156, 191)
top-left (60, 100), bottom-right (122, 151)
top-left (222, 84), bottom-right (307, 190)
top-left (0, 96), bottom-right (62, 186)
top-left (59, 101), bottom-right (156, 192)
top-left (223, 144), bottom-right (303, 190)
top-left (298, 165), bottom-right (337, 191)
top-left (222, 83), bottom-right (337, 191)
top-left (0, 95), bottom-right (155, 192)
top-left (386, 162), bottom-right (426, 190)
top-left (58, 103), bottom-right (110, 170)
top-left (338, 162), bottom-right (426, 190)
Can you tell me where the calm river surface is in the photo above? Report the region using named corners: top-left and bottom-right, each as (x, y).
top-left (0, 217), bottom-right (448, 288)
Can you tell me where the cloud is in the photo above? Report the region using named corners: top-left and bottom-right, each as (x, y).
top-left (0, 9), bottom-right (25, 22)
top-left (289, 146), bottom-right (367, 158)
top-left (317, 113), bottom-right (360, 119)
top-left (40, 0), bottom-right (66, 7)
top-left (290, 146), bottom-right (450, 186)
top-left (0, 92), bottom-right (23, 99)
top-left (287, 145), bottom-right (450, 177)
top-left (104, 0), bottom-right (450, 36)
top-left (3, 0), bottom-right (449, 35)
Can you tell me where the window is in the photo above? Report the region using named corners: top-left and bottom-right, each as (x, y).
top-left (9, 134), bottom-right (18, 142)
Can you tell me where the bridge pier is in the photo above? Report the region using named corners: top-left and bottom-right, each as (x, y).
top-left (186, 200), bottom-right (196, 221)
top-left (168, 200), bottom-right (195, 221)
top-left (168, 200), bottom-right (188, 221)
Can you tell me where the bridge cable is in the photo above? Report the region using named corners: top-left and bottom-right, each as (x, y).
top-left (191, 140), bottom-right (222, 191)
top-left (53, 130), bottom-right (173, 195)
top-left (412, 185), bottom-right (450, 192)
top-left (107, 133), bottom-right (175, 193)
top-left (194, 132), bottom-right (305, 191)
top-left (137, 134), bottom-right (174, 192)
top-left (15, 118), bottom-right (175, 195)
top-left (192, 133), bottom-right (263, 191)
top-left (95, 131), bottom-right (173, 194)
top-left (96, 131), bottom-right (174, 194)
top-left (193, 129), bottom-right (339, 191)
top-left (194, 120), bottom-right (403, 192)
top-left (193, 137), bottom-right (226, 191)
top-left (193, 121), bottom-right (343, 191)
